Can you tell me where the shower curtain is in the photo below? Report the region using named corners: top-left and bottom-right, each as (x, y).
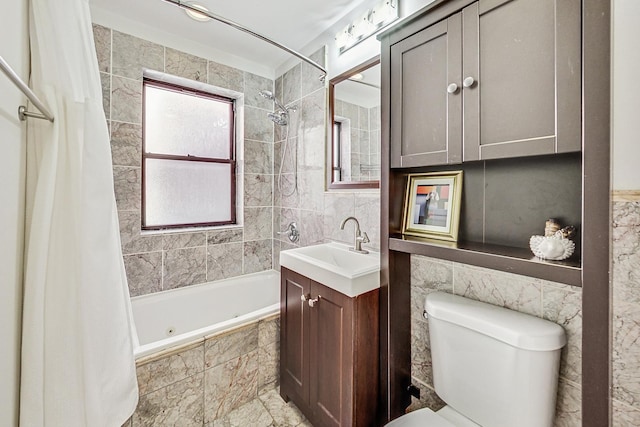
top-left (20, 0), bottom-right (139, 425)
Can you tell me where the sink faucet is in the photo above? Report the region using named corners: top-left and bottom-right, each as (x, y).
top-left (340, 216), bottom-right (370, 254)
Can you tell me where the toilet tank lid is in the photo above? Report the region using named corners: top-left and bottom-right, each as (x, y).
top-left (425, 292), bottom-right (566, 351)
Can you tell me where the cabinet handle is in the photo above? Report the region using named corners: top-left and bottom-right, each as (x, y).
top-left (308, 296), bottom-right (321, 307)
top-left (463, 76), bottom-right (475, 88)
top-left (300, 294), bottom-right (309, 302)
top-left (447, 83), bottom-right (459, 94)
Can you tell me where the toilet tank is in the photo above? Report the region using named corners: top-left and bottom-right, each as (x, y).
top-left (425, 292), bottom-right (566, 427)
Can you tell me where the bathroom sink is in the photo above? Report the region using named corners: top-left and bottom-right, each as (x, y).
top-left (280, 242), bottom-right (380, 297)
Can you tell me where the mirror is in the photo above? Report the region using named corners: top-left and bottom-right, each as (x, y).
top-left (327, 57), bottom-right (380, 189)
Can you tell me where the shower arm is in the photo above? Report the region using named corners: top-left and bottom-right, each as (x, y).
top-left (160, 0), bottom-right (327, 81)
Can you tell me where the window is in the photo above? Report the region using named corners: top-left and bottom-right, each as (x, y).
top-left (142, 78), bottom-right (236, 229)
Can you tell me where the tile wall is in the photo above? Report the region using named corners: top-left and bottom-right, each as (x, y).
top-left (272, 48), bottom-right (381, 265)
top-left (611, 194), bottom-right (640, 426)
top-left (93, 24), bottom-right (275, 297)
top-left (408, 256), bottom-right (583, 426)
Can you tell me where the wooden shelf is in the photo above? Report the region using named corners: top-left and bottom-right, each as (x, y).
top-left (389, 234), bottom-right (582, 287)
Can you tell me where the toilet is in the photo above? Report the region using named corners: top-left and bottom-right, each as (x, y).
top-left (388, 292), bottom-right (566, 427)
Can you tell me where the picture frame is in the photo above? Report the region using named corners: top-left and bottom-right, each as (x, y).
top-left (402, 171), bottom-right (463, 242)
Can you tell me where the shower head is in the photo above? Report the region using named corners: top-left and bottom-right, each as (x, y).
top-left (259, 90), bottom-right (274, 100)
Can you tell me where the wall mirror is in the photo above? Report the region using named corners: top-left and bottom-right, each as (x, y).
top-left (327, 56), bottom-right (381, 189)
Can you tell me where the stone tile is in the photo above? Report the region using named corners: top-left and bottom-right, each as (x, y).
top-left (245, 106), bottom-right (274, 143)
top-left (244, 207), bottom-right (273, 241)
top-left (245, 174), bottom-right (273, 207)
top-left (274, 138), bottom-right (296, 176)
top-left (204, 351), bottom-right (259, 422)
top-left (258, 388), bottom-right (307, 427)
top-left (453, 264), bottom-right (542, 317)
top-left (113, 167), bottom-right (141, 211)
top-left (133, 373), bottom-right (204, 427)
top-left (118, 210), bottom-right (161, 255)
top-left (137, 344), bottom-right (204, 395)
top-left (411, 317), bottom-right (432, 387)
top-left (207, 228), bottom-right (243, 245)
top-left (258, 316), bottom-right (280, 347)
top-left (282, 64), bottom-right (301, 106)
top-left (124, 252), bottom-right (162, 297)
top-left (207, 242), bottom-right (243, 281)
top-left (258, 342), bottom-right (279, 390)
top-left (355, 193), bottom-right (381, 250)
top-left (245, 140), bottom-right (273, 174)
top-left (543, 284), bottom-right (582, 384)
top-left (554, 379), bottom-right (581, 427)
top-left (323, 193), bottom-right (355, 243)
top-left (613, 399), bottom-right (640, 427)
top-left (275, 76), bottom-right (283, 105)
top-left (205, 324), bottom-right (259, 369)
top-left (111, 76), bottom-right (142, 124)
top-left (301, 47), bottom-right (326, 97)
top-left (110, 122), bottom-right (141, 167)
top-left (297, 211), bottom-right (324, 248)
top-left (273, 240), bottom-right (298, 271)
top-left (211, 398), bottom-right (274, 427)
top-left (612, 200), bottom-right (640, 227)
top-left (612, 299), bottom-right (640, 407)
top-left (274, 172), bottom-right (299, 209)
top-left (244, 240), bottom-right (273, 274)
top-left (208, 61), bottom-right (244, 92)
top-left (298, 170), bottom-right (324, 213)
top-left (297, 90), bottom-right (326, 169)
top-left (121, 417), bottom-right (132, 427)
top-left (92, 24), bottom-right (111, 73)
top-left (162, 232), bottom-right (207, 250)
top-left (244, 72), bottom-right (274, 109)
top-left (165, 47), bottom-right (207, 82)
top-left (112, 31), bottom-right (164, 80)
top-left (100, 72), bottom-right (110, 120)
top-left (411, 255), bottom-right (454, 292)
top-left (163, 247), bottom-right (207, 290)
top-left (405, 378), bottom-right (446, 413)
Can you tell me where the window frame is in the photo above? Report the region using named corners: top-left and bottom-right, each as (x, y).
top-left (141, 78), bottom-right (237, 230)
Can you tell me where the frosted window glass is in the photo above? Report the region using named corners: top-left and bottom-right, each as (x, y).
top-left (144, 159), bottom-right (232, 227)
top-left (145, 84), bottom-right (232, 159)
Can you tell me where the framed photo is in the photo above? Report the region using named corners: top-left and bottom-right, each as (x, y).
top-left (402, 171), bottom-right (463, 242)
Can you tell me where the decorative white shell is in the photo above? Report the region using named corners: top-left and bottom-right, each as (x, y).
top-left (529, 234), bottom-right (575, 261)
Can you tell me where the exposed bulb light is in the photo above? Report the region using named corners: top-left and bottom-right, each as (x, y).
top-left (185, 2), bottom-right (211, 22)
top-left (335, 0), bottom-right (399, 54)
top-left (350, 73), bottom-right (364, 81)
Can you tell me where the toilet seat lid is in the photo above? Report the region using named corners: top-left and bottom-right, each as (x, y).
top-left (385, 408), bottom-right (456, 427)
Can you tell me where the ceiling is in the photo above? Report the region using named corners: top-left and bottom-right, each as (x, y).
top-left (89, 0), bottom-right (371, 73)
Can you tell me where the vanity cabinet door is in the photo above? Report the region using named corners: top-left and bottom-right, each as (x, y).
top-left (462, 0), bottom-right (581, 160)
top-left (280, 269), bottom-right (311, 406)
top-left (390, 13), bottom-right (462, 168)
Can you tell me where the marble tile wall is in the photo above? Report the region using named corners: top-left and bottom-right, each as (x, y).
top-left (611, 195), bottom-right (640, 426)
top-left (408, 255), bottom-right (583, 426)
top-left (272, 48), bottom-right (381, 267)
top-left (93, 24), bottom-right (275, 297)
top-left (127, 315), bottom-right (291, 426)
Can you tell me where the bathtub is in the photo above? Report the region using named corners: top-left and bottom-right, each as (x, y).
top-left (131, 270), bottom-right (280, 359)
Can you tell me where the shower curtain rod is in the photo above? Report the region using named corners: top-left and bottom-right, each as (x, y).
top-left (160, 0), bottom-right (327, 81)
top-left (0, 55), bottom-right (54, 122)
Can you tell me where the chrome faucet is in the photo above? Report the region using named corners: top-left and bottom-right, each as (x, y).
top-left (340, 216), bottom-right (370, 254)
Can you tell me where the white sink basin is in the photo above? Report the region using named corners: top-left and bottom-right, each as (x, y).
top-left (280, 242), bottom-right (380, 297)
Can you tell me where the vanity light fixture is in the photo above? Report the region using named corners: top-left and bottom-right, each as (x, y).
top-left (335, 0), bottom-right (399, 54)
top-left (184, 2), bottom-right (212, 22)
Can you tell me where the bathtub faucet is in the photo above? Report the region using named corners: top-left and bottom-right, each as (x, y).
top-left (339, 216), bottom-right (370, 254)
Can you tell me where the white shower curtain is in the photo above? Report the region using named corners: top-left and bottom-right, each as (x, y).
top-left (20, 0), bottom-right (139, 425)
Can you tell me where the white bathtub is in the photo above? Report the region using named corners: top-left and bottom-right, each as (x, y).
top-left (131, 270), bottom-right (280, 359)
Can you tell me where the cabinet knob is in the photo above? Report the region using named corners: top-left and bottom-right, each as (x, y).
top-left (447, 83), bottom-right (459, 94)
top-left (300, 294), bottom-right (309, 302)
top-left (463, 76), bottom-right (475, 88)
top-left (308, 296), bottom-right (321, 307)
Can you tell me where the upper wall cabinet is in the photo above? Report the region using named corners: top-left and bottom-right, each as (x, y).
top-left (389, 0), bottom-right (581, 168)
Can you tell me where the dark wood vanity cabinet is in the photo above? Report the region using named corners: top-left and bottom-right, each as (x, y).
top-left (389, 0), bottom-right (581, 168)
top-left (280, 268), bottom-right (379, 427)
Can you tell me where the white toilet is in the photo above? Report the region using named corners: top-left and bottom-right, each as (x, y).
top-left (388, 292), bottom-right (566, 427)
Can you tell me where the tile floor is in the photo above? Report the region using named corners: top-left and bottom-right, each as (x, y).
top-left (209, 388), bottom-right (312, 427)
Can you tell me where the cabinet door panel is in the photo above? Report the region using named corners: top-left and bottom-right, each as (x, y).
top-left (309, 283), bottom-right (353, 427)
top-left (390, 15), bottom-right (462, 167)
top-left (280, 269), bottom-right (310, 404)
top-left (463, 0), bottom-right (581, 160)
